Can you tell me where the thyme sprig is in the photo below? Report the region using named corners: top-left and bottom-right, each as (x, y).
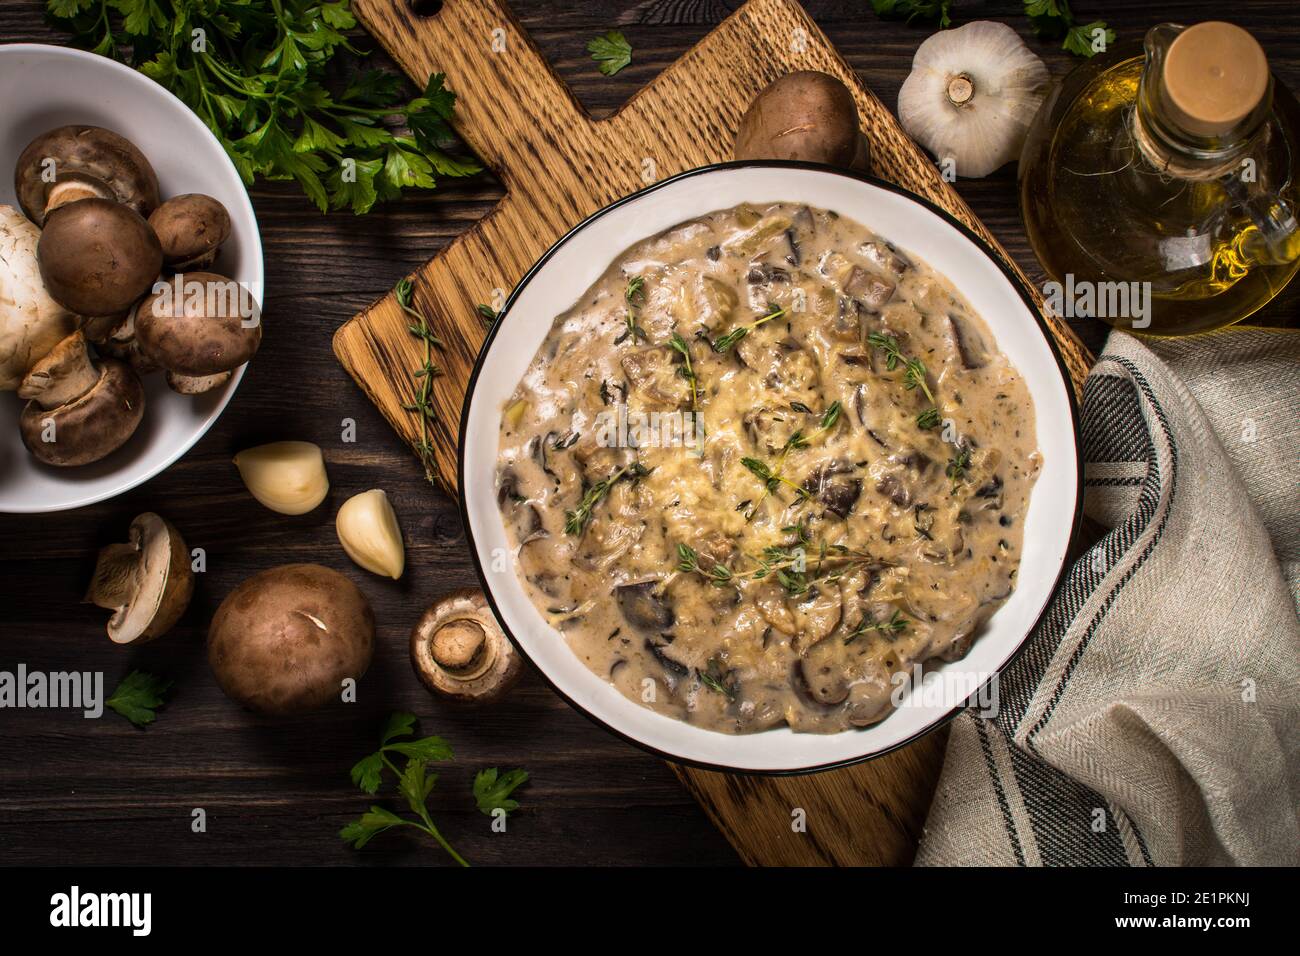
top-left (669, 332), bottom-right (699, 409)
top-left (396, 278), bottom-right (442, 482)
top-left (564, 461), bottom-right (651, 536)
top-left (697, 657), bottom-right (737, 700)
top-left (844, 609), bottom-right (908, 644)
top-left (678, 535), bottom-right (889, 596)
top-left (945, 446), bottom-right (971, 490)
top-left (741, 401), bottom-right (842, 520)
top-left (712, 302), bottom-right (786, 353)
top-left (867, 332), bottom-right (941, 430)
top-left (615, 274), bottom-right (648, 345)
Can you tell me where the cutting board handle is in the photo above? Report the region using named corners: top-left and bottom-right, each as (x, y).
top-left (353, 0), bottom-right (587, 177)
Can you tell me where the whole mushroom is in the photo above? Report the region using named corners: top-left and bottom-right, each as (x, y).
top-left (86, 512), bottom-right (194, 644)
top-left (734, 71), bottom-right (870, 170)
top-left (410, 589), bottom-right (522, 704)
top-left (14, 125), bottom-right (160, 226)
top-left (17, 330), bottom-right (144, 466)
top-left (149, 194), bottom-right (232, 271)
top-left (208, 564), bottom-right (375, 716)
top-left (37, 197), bottom-right (163, 317)
top-left (0, 205), bottom-right (76, 391)
top-left (134, 271), bottom-right (261, 376)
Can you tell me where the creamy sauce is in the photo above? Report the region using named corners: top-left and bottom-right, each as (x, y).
top-left (497, 202), bottom-right (1040, 734)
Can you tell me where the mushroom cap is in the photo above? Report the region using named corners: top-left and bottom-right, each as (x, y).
top-left (734, 71), bottom-right (868, 170)
top-left (134, 271), bottom-right (261, 376)
top-left (410, 588), bottom-right (522, 704)
top-left (165, 369), bottom-right (231, 395)
top-left (15, 125), bottom-right (160, 226)
top-left (148, 194), bottom-right (232, 270)
top-left (86, 512), bottom-right (195, 645)
top-left (37, 198), bottom-right (163, 317)
top-left (208, 564), bottom-right (375, 716)
top-left (18, 333), bottom-right (144, 467)
top-left (0, 205), bottom-right (77, 391)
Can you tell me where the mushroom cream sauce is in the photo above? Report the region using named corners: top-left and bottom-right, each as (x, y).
top-left (497, 202), bottom-right (1040, 734)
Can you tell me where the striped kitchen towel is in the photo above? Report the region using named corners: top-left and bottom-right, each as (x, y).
top-left (915, 327), bottom-right (1299, 867)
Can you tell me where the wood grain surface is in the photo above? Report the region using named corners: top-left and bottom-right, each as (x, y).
top-left (334, 0), bottom-right (1086, 868)
top-left (1, 0), bottom-right (1297, 868)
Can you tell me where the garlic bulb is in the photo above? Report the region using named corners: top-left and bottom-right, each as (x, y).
top-left (335, 489), bottom-right (405, 579)
top-left (233, 441), bottom-right (329, 515)
top-left (898, 21), bottom-right (1049, 179)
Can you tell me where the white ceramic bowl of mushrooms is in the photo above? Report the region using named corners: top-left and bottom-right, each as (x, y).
top-left (0, 43), bottom-right (263, 513)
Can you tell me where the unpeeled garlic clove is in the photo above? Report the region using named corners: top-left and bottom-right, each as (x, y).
top-left (233, 441), bottom-right (329, 515)
top-left (336, 488), bottom-right (405, 579)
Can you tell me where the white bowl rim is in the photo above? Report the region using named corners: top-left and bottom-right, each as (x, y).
top-left (0, 43), bottom-right (262, 514)
top-left (459, 160), bottom-right (1083, 774)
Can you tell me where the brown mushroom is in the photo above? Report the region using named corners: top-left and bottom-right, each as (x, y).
top-left (37, 198), bottom-right (162, 317)
top-left (733, 71), bottom-right (870, 170)
top-left (14, 125), bottom-right (160, 226)
top-left (85, 512), bottom-right (194, 644)
top-left (410, 588), bottom-right (522, 704)
top-left (17, 330), bottom-right (144, 466)
top-left (207, 564), bottom-right (375, 715)
top-left (148, 194), bottom-right (232, 270)
top-left (134, 271), bottom-right (260, 376)
top-left (165, 369), bottom-right (232, 395)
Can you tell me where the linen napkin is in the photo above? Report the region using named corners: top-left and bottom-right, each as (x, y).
top-left (915, 327), bottom-right (1300, 866)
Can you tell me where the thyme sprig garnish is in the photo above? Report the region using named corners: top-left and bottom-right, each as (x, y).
top-left (697, 658), bottom-right (737, 700)
top-left (669, 332), bottom-right (699, 409)
top-left (844, 609), bottom-right (908, 644)
top-left (945, 446), bottom-right (971, 491)
top-left (564, 461), bottom-right (651, 536)
top-left (741, 401), bottom-right (842, 520)
top-left (678, 535), bottom-right (889, 596)
top-left (677, 543), bottom-right (734, 586)
top-left (396, 278), bottom-right (442, 482)
top-left (615, 274), bottom-right (648, 344)
top-left (867, 332), bottom-right (941, 430)
top-left (712, 301), bottom-right (786, 353)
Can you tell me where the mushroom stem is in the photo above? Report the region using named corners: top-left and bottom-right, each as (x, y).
top-left (946, 74), bottom-right (975, 107)
top-left (85, 542), bottom-right (141, 609)
top-left (430, 618), bottom-right (489, 675)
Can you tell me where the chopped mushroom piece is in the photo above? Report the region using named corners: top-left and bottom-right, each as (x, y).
top-left (86, 512), bottom-right (194, 644)
top-left (410, 589), bottom-right (522, 704)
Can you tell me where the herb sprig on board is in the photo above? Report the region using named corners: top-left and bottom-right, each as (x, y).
top-left (395, 278), bottom-right (442, 482)
top-left (47, 0), bottom-right (480, 212)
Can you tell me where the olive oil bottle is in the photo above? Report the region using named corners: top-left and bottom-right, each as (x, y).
top-left (1020, 22), bottom-right (1300, 336)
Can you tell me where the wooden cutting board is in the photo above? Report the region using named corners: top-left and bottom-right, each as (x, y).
top-left (334, 0), bottom-right (1092, 866)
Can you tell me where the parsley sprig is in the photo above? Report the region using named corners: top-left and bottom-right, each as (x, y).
top-left (588, 30), bottom-right (632, 76)
top-left (869, 0), bottom-right (1114, 58)
top-left (48, 0), bottom-right (480, 213)
top-left (341, 712), bottom-right (466, 866)
top-left (106, 670), bottom-right (171, 727)
top-left (473, 768), bottom-right (529, 816)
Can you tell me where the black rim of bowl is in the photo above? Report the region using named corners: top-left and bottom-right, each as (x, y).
top-left (457, 159), bottom-right (1086, 776)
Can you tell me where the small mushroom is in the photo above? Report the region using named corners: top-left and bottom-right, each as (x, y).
top-left (0, 205), bottom-right (77, 391)
top-left (734, 71), bottom-right (870, 170)
top-left (85, 512), bottom-right (194, 644)
top-left (803, 459), bottom-right (862, 518)
top-left (37, 198), bottom-right (162, 317)
top-left (14, 125), bottom-right (160, 226)
top-left (410, 588), bottom-right (522, 704)
top-left (208, 564), bottom-right (375, 715)
top-left (615, 580), bottom-right (675, 631)
top-left (134, 271), bottom-right (261, 376)
top-left (17, 330), bottom-right (144, 466)
top-left (148, 194), bottom-right (232, 270)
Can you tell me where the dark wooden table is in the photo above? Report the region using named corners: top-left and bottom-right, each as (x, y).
top-left (1, 0), bottom-right (1295, 867)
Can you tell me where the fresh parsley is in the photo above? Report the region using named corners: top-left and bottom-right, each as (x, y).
top-left (869, 0), bottom-right (953, 29)
top-left (47, 0), bottom-right (481, 213)
top-left (588, 30), bottom-right (632, 76)
top-left (341, 712), bottom-right (466, 866)
top-left (472, 768), bottom-right (529, 816)
top-left (869, 0), bottom-right (1114, 58)
top-left (105, 670), bottom-right (171, 727)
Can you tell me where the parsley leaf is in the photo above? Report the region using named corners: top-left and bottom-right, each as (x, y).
top-left (588, 30), bottom-right (632, 76)
top-left (870, 0), bottom-right (953, 29)
top-left (473, 768), bottom-right (529, 816)
top-left (106, 671), bottom-right (171, 727)
top-left (46, 0), bottom-right (480, 213)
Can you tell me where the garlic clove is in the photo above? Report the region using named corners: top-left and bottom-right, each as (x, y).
top-left (335, 488), bottom-right (405, 579)
top-left (897, 20), bottom-right (1049, 179)
top-left (233, 441), bottom-right (329, 515)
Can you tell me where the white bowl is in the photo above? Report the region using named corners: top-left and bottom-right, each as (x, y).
top-left (460, 163), bottom-right (1081, 773)
top-left (0, 43), bottom-right (262, 513)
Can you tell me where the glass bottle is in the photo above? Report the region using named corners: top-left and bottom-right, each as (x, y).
top-left (1019, 21), bottom-right (1300, 336)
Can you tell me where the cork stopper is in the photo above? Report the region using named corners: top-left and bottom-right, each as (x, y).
top-left (1163, 22), bottom-right (1269, 137)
